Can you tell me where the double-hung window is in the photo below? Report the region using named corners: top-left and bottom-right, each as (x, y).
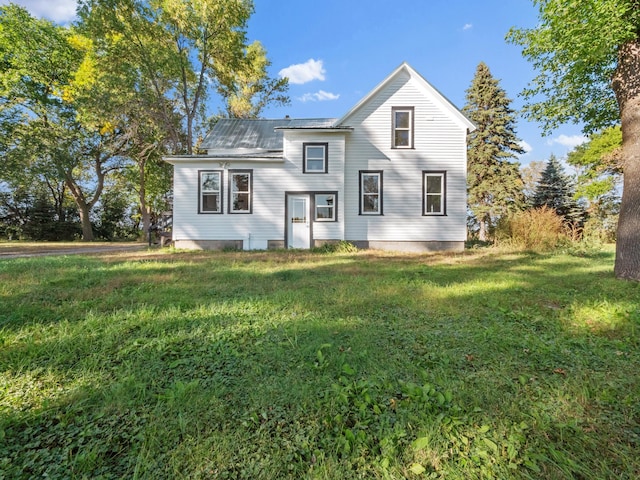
top-left (199, 170), bottom-right (222, 213)
top-left (423, 171), bottom-right (446, 215)
top-left (359, 171), bottom-right (383, 215)
top-left (315, 193), bottom-right (336, 221)
top-left (303, 143), bottom-right (328, 173)
top-left (229, 169), bottom-right (252, 213)
top-left (392, 107), bottom-right (414, 148)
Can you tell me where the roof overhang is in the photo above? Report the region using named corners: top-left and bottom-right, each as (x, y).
top-left (163, 153), bottom-right (284, 165)
top-left (273, 127), bottom-right (353, 133)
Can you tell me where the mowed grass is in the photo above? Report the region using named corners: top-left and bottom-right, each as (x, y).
top-left (0, 246), bottom-right (638, 479)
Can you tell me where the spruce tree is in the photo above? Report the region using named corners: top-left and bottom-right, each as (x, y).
top-left (532, 154), bottom-right (585, 226)
top-left (463, 62), bottom-right (525, 241)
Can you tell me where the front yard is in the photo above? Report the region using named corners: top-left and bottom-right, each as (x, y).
top-left (0, 246), bottom-right (638, 478)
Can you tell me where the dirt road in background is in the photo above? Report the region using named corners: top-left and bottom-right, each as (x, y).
top-left (0, 242), bottom-right (150, 259)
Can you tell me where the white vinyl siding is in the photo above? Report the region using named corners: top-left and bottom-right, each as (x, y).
top-left (171, 65), bottom-right (470, 249)
top-left (171, 133), bottom-right (346, 249)
top-left (342, 70), bottom-right (468, 243)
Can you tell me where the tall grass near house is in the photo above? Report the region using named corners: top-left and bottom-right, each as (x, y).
top-left (496, 206), bottom-right (567, 251)
top-left (0, 247), bottom-right (638, 478)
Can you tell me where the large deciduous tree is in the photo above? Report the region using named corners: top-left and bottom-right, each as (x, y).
top-left (0, 5), bottom-right (126, 241)
top-left (78, 0), bottom-right (288, 236)
top-left (463, 62), bottom-right (525, 241)
top-left (216, 40), bottom-right (290, 118)
top-left (507, 0), bottom-right (640, 280)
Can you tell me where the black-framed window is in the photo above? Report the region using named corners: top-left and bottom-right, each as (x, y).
top-left (199, 170), bottom-right (223, 214)
top-left (315, 193), bottom-right (336, 221)
top-left (392, 106), bottom-right (414, 148)
top-left (303, 143), bottom-right (328, 173)
top-left (229, 169), bottom-right (252, 214)
top-left (423, 171), bottom-right (446, 215)
top-left (359, 170), bottom-right (383, 215)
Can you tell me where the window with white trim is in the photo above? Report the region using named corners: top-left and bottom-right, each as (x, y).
top-left (315, 193), bottom-right (336, 221)
top-left (423, 171), bottom-right (446, 215)
top-left (303, 143), bottom-right (328, 173)
top-left (360, 171), bottom-right (382, 215)
top-left (199, 170), bottom-right (222, 213)
top-left (392, 107), bottom-right (414, 148)
top-left (229, 169), bottom-right (252, 213)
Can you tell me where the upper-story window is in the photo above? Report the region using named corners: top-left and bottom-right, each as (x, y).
top-left (229, 169), bottom-right (252, 213)
top-left (392, 107), bottom-right (414, 148)
top-left (303, 143), bottom-right (328, 173)
top-left (199, 170), bottom-right (223, 214)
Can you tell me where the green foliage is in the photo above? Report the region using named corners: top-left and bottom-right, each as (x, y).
top-left (0, 5), bottom-right (128, 240)
top-left (507, 0), bottom-right (639, 134)
top-left (532, 154), bottom-right (586, 227)
top-left (79, 0), bottom-right (259, 153)
top-left (568, 126), bottom-right (622, 199)
top-left (566, 127), bottom-right (622, 242)
top-left (216, 40), bottom-right (290, 118)
top-left (0, 182), bottom-right (80, 241)
top-left (94, 184), bottom-right (139, 241)
top-left (464, 62), bottom-right (525, 241)
top-left (312, 240), bottom-right (359, 254)
top-left (508, 0), bottom-right (640, 280)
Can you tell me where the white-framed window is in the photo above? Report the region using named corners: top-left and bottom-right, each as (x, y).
top-left (423, 171), bottom-right (446, 215)
top-left (392, 107), bottom-right (414, 148)
top-left (199, 170), bottom-right (222, 214)
top-left (315, 193), bottom-right (336, 221)
top-left (360, 171), bottom-right (383, 215)
top-left (229, 169), bottom-right (252, 213)
top-left (303, 143), bottom-right (328, 173)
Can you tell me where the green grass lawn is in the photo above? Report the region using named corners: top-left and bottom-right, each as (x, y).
top-left (0, 246), bottom-right (638, 479)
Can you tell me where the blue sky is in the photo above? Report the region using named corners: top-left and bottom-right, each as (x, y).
top-left (3, 0), bottom-right (590, 166)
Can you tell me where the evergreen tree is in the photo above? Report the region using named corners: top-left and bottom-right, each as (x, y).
top-left (532, 154), bottom-right (585, 226)
top-left (463, 62), bottom-right (525, 241)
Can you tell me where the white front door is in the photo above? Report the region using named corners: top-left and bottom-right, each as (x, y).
top-left (288, 195), bottom-right (310, 248)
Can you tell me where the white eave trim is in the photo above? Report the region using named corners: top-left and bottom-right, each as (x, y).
top-left (163, 154), bottom-right (284, 165)
top-left (273, 127), bottom-right (353, 133)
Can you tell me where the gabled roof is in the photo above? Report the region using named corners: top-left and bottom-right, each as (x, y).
top-left (200, 118), bottom-right (338, 152)
top-left (334, 62), bottom-right (475, 132)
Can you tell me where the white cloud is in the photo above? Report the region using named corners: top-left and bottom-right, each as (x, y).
top-left (299, 90), bottom-right (340, 102)
top-left (279, 59), bottom-right (326, 85)
top-left (463, 23), bottom-right (473, 31)
top-left (548, 134), bottom-right (588, 149)
top-left (0, 0), bottom-right (78, 23)
top-left (518, 140), bottom-right (533, 154)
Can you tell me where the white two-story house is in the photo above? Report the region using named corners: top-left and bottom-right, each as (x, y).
top-left (164, 62), bottom-right (475, 252)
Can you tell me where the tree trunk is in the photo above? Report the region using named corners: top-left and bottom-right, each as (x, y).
top-left (478, 215), bottom-right (489, 242)
top-left (77, 202), bottom-right (94, 242)
top-left (138, 159), bottom-right (152, 238)
top-left (612, 40), bottom-right (640, 281)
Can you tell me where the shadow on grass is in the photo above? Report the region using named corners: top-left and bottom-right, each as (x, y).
top-left (0, 249), bottom-right (638, 478)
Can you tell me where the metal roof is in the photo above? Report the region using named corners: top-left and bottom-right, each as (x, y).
top-left (200, 118), bottom-right (338, 151)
